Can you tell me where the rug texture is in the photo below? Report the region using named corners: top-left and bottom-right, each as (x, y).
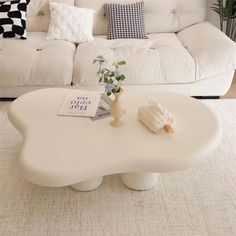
top-left (0, 100), bottom-right (236, 236)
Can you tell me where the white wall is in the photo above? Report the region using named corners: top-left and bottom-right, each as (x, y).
top-left (207, 0), bottom-right (220, 28)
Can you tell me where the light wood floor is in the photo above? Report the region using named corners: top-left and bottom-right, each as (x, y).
top-left (223, 71), bottom-right (236, 99)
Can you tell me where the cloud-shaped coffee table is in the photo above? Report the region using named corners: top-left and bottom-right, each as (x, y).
top-left (8, 88), bottom-right (221, 191)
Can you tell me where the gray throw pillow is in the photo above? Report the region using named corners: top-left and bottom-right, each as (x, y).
top-left (104, 1), bottom-right (148, 40)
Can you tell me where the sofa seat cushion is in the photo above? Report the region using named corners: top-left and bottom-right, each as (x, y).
top-left (0, 32), bottom-right (76, 87)
top-left (73, 33), bottom-right (196, 86)
top-left (177, 22), bottom-right (236, 81)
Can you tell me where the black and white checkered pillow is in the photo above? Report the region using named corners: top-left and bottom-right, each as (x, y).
top-left (104, 1), bottom-right (148, 40)
top-left (0, 0), bottom-right (28, 39)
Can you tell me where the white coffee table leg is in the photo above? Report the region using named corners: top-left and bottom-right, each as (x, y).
top-left (71, 176), bottom-right (104, 191)
top-left (121, 173), bottom-right (159, 191)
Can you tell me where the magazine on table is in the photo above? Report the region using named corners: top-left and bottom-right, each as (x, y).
top-left (58, 92), bottom-right (101, 117)
top-left (91, 94), bottom-right (112, 121)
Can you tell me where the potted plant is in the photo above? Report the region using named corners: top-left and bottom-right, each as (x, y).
top-left (93, 56), bottom-right (127, 127)
top-left (212, 0), bottom-right (236, 41)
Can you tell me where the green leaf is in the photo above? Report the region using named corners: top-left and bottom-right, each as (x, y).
top-left (101, 68), bottom-right (111, 75)
top-left (120, 75), bottom-right (126, 81)
top-left (109, 78), bottom-right (114, 84)
top-left (211, 7), bottom-right (220, 13)
top-left (118, 61), bottom-right (126, 66)
top-left (116, 87), bottom-right (121, 93)
top-left (112, 62), bottom-right (118, 69)
top-left (96, 55), bottom-right (105, 61)
top-left (116, 75), bottom-right (125, 81)
top-left (104, 77), bottom-right (109, 84)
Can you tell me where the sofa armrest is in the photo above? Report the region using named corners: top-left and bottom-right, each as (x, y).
top-left (177, 22), bottom-right (236, 80)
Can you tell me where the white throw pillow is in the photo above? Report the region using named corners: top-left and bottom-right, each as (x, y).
top-left (47, 2), bottom-right (95, 43)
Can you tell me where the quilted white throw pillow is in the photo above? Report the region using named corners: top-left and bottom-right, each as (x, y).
top-left (47, 2), bottom-right (95, 43)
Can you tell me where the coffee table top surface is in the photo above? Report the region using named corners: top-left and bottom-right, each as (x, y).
top-left (8, 88), bottom-right (221, 187)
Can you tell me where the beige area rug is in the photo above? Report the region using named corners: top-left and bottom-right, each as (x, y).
top-left (0, 100), bottom-right (236, 236)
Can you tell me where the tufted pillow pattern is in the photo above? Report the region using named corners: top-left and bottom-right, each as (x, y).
top-left (47, 2), bottom-right (95, 43)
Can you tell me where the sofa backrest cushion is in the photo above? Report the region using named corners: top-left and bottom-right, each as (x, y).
top-left (75, 0), bottom-right (206, 35)
top-left (26, 0), bottom-right (74, 32)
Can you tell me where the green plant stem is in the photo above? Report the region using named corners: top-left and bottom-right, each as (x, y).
top-left (220, 14), bottom-right (224, 31)
top-left (213, 0), bottom-right (236, 41)
top-left (219, 0), bottom-right (224, 31)
top-left (231, 20), bottom-right (236, 41)
top-left (229, 18), bottom-right (233, 38)
top-left (226, 17), bottom-right (231, 36)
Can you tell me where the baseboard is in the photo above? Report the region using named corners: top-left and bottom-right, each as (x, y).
top-left (192, 96), bottom-right (220, 99)
top-left (0, 98), bottom-right (16, 101)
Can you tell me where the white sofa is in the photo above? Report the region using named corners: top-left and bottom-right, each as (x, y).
top-left (0, 0), bottom-right (236, 98)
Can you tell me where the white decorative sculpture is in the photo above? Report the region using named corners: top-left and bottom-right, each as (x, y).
top-left (138, 102), bottom-right (176, 133)
top-left (110, 92), bottom-right (125, 128)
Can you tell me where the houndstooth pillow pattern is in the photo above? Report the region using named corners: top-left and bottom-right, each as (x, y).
top-left (104, 1), bottom-right (148, 40)
top-left (0, 0), bottom-right (28, 39)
